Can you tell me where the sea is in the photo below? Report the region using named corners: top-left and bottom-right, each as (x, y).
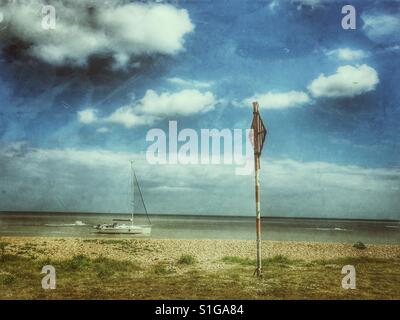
top-left (0, 212), bottom-right (399, 244)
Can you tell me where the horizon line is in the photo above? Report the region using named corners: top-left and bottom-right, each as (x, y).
top-left (0, 210), bottom-right (398, 223)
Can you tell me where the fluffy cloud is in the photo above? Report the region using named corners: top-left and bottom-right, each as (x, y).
top-left (96, 127), bottom-right (111, 134)
top-left (326, 48), bottom-right (369, 61)
top-left (77, 89), bottom-right (217, 128)
top-left (1, 143), bottom-right (399, 219)
top-left (291, 0), bottom-right (327, 9)
top-left (362, 13), bottom-right (400, 43)
top-left (77, 107), bottom-right (156, 129)
top-left (136, 89), bottom-right (216, 116)
top-left (77, 108), bottom-right (97, 124)
top-left (0, 0), bottom-right (194, 68)
top-left (243, 91), bottom-right (311, 109)
top-left (105, 106), bottom-right (156, 128)
top-left (308, 65), bottom-right (379, 98)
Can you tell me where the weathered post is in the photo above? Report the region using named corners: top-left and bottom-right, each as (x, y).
top-left (251, 102), bottom-right (267, 278)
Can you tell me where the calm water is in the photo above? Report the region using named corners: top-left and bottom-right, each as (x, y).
top-left (0, 212), bottom-right (399, 244)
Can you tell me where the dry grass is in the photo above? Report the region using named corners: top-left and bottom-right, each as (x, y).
top-left (0, 250), bottom-right (399, 299)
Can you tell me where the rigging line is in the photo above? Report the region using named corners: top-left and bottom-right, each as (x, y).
top-left (133, 168), bottom-right (151, 225)
top-left (130, 162), bottom-right (135, 226)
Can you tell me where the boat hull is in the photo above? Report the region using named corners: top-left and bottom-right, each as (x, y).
top-left (95, 225), bottom-right (152, 235)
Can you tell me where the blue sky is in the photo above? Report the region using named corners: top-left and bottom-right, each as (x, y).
top-left (0, 0), bottom-right (399, 219)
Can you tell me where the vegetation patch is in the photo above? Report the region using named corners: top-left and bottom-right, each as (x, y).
top-left (64, 255), bottom-right (92, 271)
top-left (93, 256), bottom-right (140, 272)
top-left (263, 255), bottom-right (298, 266)
top-left (153, 262), bottom-right (176, 275)
top-left (222, 255), bottom-right (298, 267)
top-left (221, 256), bottom-right (253, 265)
top-left (1, 273), bottom-right (16, 285)
top-left (0, 253), bottom-right (26, 263)
top-left (177, 254), bottom-right (197, 265)
top-left (0, 240), bottom-right (398, 300)
top-left (0, 242), bottom-right (9, 261)
top-left (312, 256), bottom-right (390, 266)
top-left (96, 267), bottom-right (114, 280)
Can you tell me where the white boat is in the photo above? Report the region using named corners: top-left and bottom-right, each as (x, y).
top-left (95, 222), bottom-right (151, 235)
top-left (94, 161), bottom-right (152, 235)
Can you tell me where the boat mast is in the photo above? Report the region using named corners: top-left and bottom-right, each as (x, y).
top-left (132, 162), bottom-right (152, 225)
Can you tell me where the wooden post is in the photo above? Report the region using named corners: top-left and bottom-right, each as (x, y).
top-left (253, 102), bottom-right (262, 278)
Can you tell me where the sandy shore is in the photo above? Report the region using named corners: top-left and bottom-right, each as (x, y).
top-left (1, 237), bottom-right (400, 299)
top-left (2, 237), bottom-right (399, 268)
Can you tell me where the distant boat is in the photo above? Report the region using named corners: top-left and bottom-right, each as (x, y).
top-left (45, 220), bottom-right (88, 227)
top-left (311, 227), bottom-right (348, 232)
top-left (94, 161), bottom-right (152, 235)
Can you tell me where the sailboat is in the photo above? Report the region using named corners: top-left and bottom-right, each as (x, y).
top-left (94, 161), bottom-right (152, 235)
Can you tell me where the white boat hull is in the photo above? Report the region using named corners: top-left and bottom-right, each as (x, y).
top-left (95, 224), bottom-right (151, 235)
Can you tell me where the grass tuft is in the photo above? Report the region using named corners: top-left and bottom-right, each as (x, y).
top-left (153, 263), bottom-right (176, 275)
top-left (0, 242), bottom-right (9, 261)
top-left (64, 255), bottom-right (91, 271)
top-left (93, 256), bottom-right (140, 272)
top-left (1, 273), bottom-right (16, 285)
top-left (96, 267), bottom-right (114, 280)
top-left (0, 253), bottom-right (26, 263)
top-left (177, 254), bottom-right (197, 265)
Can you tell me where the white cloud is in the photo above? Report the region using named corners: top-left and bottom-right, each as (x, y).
top-left (167, 77), bottom-right (212, 88)
top-left (105, 106), bottom-right (156, 128)
top-left (77, 108), bottom-right (98, 124)
top-left (1, 143), bottom-right (399, 219)
top-left (385, 44), bottom-right (400, 52)
top-left (293, 0), bottom-right (322, 4)
top-left (243, 91), bottom-right (311, 109)
top-left (136, 89), bottom-right (217, 116)
top-left (0, 1), bottom-right (194, 68)
top-left (362, 13), bottom-right (400, 43)
top-left (292, 0), bottom-right (327, 9)
top-left (96, 127), bottom-right (111, 134)
top-left (326, 48), bottom-right (369, 61)
top-left (308, 65), bottom-right (379, 98)
top-left (77, 106), bottom-right (155, 129)
top-left (77, 89), bottom-right (217, 129)
top-left (269, 0), bottom-right (279, 12)
top-left (292, 0), bottom-right (323, 6)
